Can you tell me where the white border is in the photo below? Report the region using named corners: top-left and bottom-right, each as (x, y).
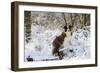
top-left (18, 5), bottom-right (96, 68)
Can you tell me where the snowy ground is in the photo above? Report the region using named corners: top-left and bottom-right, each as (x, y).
top-left (24, 25), bottom-right (91, 62)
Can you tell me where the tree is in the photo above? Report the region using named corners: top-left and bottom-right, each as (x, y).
top-left (24, 11), bottom-right (31, 43)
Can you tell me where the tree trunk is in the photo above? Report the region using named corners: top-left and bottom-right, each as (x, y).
top-left (24, 11), bottom-right (31, 43)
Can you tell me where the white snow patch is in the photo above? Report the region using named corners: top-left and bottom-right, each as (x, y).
top-left (25, 25), bottom-right (91, 62)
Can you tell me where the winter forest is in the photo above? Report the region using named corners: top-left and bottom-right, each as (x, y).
top-left (24, 11), bottom-right (91, 62)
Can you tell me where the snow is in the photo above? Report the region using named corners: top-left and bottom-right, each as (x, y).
top-left (25, 24), bottom-right (91, 62)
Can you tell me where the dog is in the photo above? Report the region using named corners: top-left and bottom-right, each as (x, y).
top-left (52, 32), bottom-right (66, 60)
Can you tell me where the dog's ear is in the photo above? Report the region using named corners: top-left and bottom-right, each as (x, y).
top-left (69, 25), bottom-right (73, 31)
top-left (64, 25), bottom-right (67, 32)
